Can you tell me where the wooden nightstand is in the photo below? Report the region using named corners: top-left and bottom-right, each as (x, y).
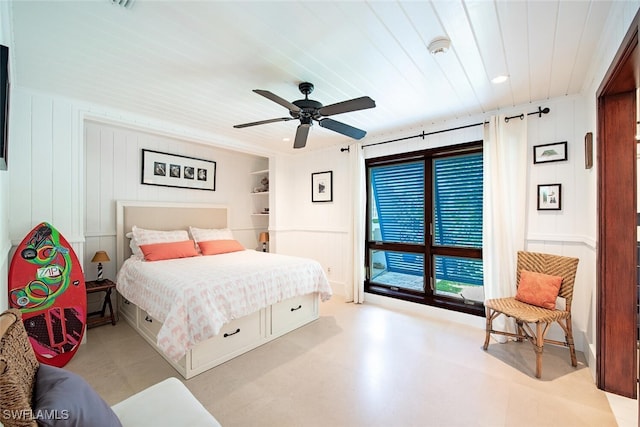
top-left (85, 278), bottom-right (117, 328)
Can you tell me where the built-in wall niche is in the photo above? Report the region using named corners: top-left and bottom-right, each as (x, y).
top-left (250, 169), bottom-right (269, 216)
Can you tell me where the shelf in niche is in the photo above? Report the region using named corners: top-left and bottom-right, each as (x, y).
top-left (251, 213), bottom-right (269, 216)
top-left (250, 169), bottom-right (269, 175)
top-left (250, 191), bottom-right (269, 196)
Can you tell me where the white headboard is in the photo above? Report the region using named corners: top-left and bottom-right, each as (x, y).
top-left (115, 201), bottom-right (229, 270)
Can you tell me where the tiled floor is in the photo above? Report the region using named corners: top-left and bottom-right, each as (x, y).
top-left (67, 296), bottom-right (634, 427)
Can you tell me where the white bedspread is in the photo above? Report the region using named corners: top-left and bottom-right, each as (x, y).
top-left (116, 250), bottom-right (332, 361)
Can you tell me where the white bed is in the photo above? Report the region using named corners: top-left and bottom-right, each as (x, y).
top-left (115, 201), bottom-right (332, 379)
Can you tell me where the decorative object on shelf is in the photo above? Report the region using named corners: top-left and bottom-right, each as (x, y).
top-left (584, 132), bottom-right (593, 169)
top-left (91, 250), bottom-right (110, 282)
top-left (141, 149), bottom-right (216, 191)
top-left (253, 176), bottom-right (269, 193)
top-left (537, 184), bottom-right (562, 211)
top-left (259, 232), bottom-right (269, 252)
top-left (311, 171), bottom-right (333, 202)
top-left (533, 141), bottom-right (567, 164)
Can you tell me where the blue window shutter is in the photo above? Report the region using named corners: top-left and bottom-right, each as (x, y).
top-left (370, 161), bottom-right (424, 244)
top-left (433, 153), bottom-right (483, 284)
top-left (433, 153), bottom-right (483, 248)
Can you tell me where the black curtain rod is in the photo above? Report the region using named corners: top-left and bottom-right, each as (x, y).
top-left (362, 106), bottom-right (550, 149)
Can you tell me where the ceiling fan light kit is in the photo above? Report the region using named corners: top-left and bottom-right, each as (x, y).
top-left (234, 82), bottom-right (376, 149)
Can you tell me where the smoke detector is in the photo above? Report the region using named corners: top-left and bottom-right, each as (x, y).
top-left (428, 36), bottom-right (451, 55)
top-left (110, 0), bottom-right (134, 9)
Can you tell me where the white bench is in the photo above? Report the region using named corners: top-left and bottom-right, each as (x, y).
top-left (112, 377), bottom-right (221, 427)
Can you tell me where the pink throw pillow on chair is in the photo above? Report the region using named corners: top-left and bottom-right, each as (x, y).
top-left (515, 270), bottom-right (563, 310)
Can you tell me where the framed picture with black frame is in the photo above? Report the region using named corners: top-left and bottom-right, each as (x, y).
top-left (537, 183), bottom-right (562, 211)
top-left (0, 45), bottom-right (9, 171)
top-left (533, 141), bottom-right (567, 164)
top-left (141, 149), bottom-right (216, 191)
top-left (311, 171), bottom-right (333, 202)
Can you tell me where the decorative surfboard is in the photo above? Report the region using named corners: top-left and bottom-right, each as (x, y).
top-left (8, 222), bottom-right (86, 367)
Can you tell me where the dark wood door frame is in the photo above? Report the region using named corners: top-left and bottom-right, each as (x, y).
top-left (596, 10), bottom-right (639, 400)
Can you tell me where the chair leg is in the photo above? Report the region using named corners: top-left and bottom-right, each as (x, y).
top-left (534, 322), bottom-right (544, 379)
top-left (483, 307), bottom-right (492, 350)
top-left (516, 321), bottom-right (525, 342)
top-left (564, 318), bottom-right (578, 367)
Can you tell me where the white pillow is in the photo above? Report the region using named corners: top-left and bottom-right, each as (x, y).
top-left (125, 232), bottom-right (143, 259)
top-left (188, 226), bottom-right (234, 243)
top-left (132, 226), bottom-right (190, 246)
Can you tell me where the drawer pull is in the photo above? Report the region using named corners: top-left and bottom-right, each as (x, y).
top-left (291, 304), bottom-right (302, 312)
top-left (223, 328), bottom-right (241, 338)
top-left (124, 299), bottom-right (130, 305)
top-left (144, 315), bottom-right (152, 323)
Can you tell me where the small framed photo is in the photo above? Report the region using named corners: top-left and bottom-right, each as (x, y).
top-left (311, 171), bottom-right (333, 202)
top-left (533, 141), bottom-right (567, 164)
top-left (537, 184), bottom-right (562, 211)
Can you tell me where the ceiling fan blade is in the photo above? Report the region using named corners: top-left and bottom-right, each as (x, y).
top-left (233, 117), bottom-right (294, 128)
top-left (293, 123), bottom-right (311, 149)
top-left (318, 96), bottom-right (376, 117)
top-left (254, 89), bottom-right (301, 113)
top-left (318, 118), bottom-right (366, 140)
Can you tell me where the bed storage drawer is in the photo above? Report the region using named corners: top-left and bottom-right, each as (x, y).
top-left (190, 310), bottom-right (265, 370)
top-left (271, 293), bottom-right (318, 336)
top-left (139, 309), bottom-right (163, 342)
top-left (118, 293), bottom-right (137, 324)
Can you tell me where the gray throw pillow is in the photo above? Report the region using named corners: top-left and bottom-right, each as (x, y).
top-left (32, 364), bottom-right (122, 427)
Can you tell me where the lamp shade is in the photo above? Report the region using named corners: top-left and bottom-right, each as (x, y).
top-left (259, 232), bottom-right (269, 243)
top-left (91, 251), bottom-right (110, 263)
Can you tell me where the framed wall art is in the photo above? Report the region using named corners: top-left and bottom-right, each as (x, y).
top-left (537, 183), bottom-right (562, 211)
top-left (141, 149), bottom-right (216, 191)
top-left (311, 171), bottom-right (333, 202)
top-left (584, 132), bottom-right (593, 169)
top-left (533, 141), bottom-right (567, 164)
top-left (0, 45), bottom-right (9, 171)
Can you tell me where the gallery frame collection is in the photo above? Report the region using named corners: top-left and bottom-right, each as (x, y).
top-left (311, 171), bottom-right (333, 202)
top-left (533, 141), bottom-right (567, 211)
top-left (141, 149), bottom-right (216, 191)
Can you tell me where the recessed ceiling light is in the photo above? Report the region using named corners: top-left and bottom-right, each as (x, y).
top-left (428, 36), bottom-right (451, 55)
top-left (491, 75), bottom-right (509, 84)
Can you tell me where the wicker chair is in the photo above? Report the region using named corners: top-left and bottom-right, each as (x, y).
top-left (483, 251), bottom-right (580, 378)
top-left (0, 309), bottom-right (39, 427)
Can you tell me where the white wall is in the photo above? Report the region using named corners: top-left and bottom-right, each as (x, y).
top-left (271, 146), bottom-right (351, 295)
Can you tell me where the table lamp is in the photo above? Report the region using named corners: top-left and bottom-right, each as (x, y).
top-left (91, 250), bottom-right (110, 281)
top-left (259, 232), bottom-right (269, 252)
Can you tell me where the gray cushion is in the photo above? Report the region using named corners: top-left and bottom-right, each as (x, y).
top-left (32, 364), bottom-right (122, 427)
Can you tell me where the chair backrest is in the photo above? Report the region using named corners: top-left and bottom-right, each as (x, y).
top-left (516, 251), bottom-right (580, 311)
top-left (0, 309), bottom-right (39, 427)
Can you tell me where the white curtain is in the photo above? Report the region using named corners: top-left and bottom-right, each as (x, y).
top-left (348, 141), bottom-right (365, 303)
top-left (483, 115), bottom-right (528, 334)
